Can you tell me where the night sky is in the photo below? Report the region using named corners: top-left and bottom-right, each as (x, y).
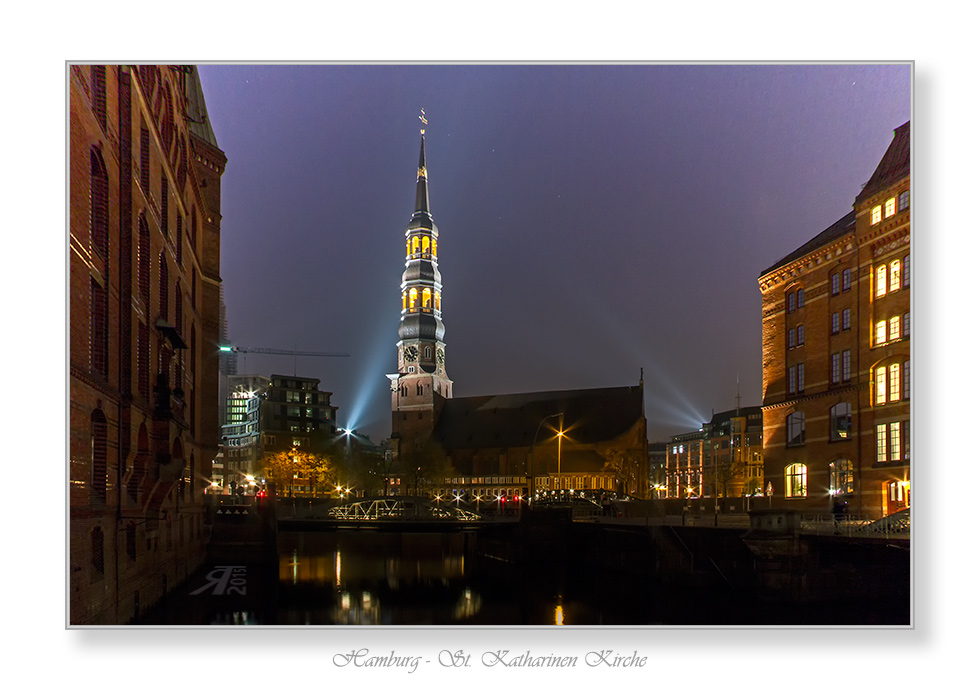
top-left (197, 63), bottom-right (911, 443)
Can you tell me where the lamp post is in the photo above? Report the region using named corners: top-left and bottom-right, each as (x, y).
top-left (529, 412), bottom-right (563, 501)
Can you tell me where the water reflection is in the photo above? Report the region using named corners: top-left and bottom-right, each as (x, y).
top-left (277, 531), bottom-right (482, 625)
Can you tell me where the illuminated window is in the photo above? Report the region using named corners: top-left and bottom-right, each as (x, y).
top-left (885, 197), bottom-right (896, 218)
top-left (830, 403), bottom-right (851, 441)
top-left (871, 205), bottom-right (882, 225)
top-left (876, 424), bottom-right (888, 462)
top-left (890, 422), bottom-right (902, 461)
top-left (409, 288), bottom-right (418, 309)
top-left (889, 316), bottom-right (901, 341)
top-left (402, 292), bottom-right (407, 311)
top-left (875, 265), bottom-right (887, 297)
top-left (432, 238), bottom-right (437, 257)
top-left (435, 291), bottom-right (440, 311)
top-left (830, 458), bottom-right (854, 494)
top-left (889, 260), bottom-right (901, 292)
top-left (422, 288), bottom-right (432, 309)
top-left (406, 240), bottom-right (411, 257)
top-left (422, 236), bottom-right (430, 254)
top-left (875, 366), bottom-right (887, 404)
top-left (787, 412), bottom-right (805, 446)
top-left (889, 363), bottom-right (901, 402)
top-left (876, 320), bottom-right (887, 346)
top-left (785, 463), bottom-right (807, 497)
top-left (412, 237), bottom-right (420, 254)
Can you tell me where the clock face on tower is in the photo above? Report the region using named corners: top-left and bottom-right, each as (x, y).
top-left (404, 346), bottom-right (418, 363)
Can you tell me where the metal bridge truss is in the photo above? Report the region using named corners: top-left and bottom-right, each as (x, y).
top-left (327, 497), bottom-right (481, 522)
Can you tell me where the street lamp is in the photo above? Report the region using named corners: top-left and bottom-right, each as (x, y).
top-left (529, 412), bottom-right (563, 500)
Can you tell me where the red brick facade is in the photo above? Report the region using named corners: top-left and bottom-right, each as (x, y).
top-left (69, 65), bottom-right (225, 624)
top-left (758, 123), bottom-right (910, 519)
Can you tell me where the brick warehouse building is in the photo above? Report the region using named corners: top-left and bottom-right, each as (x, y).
top-left (69, 65), bottom-right (226, 624)
top-left (757, 122), bottom-right (910, 519)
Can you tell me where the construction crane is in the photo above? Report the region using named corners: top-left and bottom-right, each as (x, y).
top-left (219, 345), bottom-right (349, 374)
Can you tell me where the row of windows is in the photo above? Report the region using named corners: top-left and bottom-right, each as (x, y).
top-left (831, 308), bottom-right (852, 334)
top-left (830, 268), bottom-right (852, 296)
top-left (787, 404), bottom-right (852, 447)
top-left (876, 420), bottom-right (911, 463)
top-left (875, 313), bottom-right (910, 346)
top-left (787, 364), bottom-right (805, 395)
top-left (784, 458), bottom-right (856, 498)
top-left (402, 287), bottom-right (442, 312)
top-left (870, 190), bottom-right (910, 225)
top-left (406, 234), bottom-right (437, 258)
top-left (875, 361), bottom-right (911, 404)
top-left (830, 350), bottom-right (852, 385)
top-left (875, 256), bottom-right (910, 298)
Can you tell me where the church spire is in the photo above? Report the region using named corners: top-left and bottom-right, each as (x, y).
top-left (393, 111), bottom-right (451, 395)
top-left (412, 110), bottom-right (432, 228)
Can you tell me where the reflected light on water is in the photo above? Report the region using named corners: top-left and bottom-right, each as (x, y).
top-left (554, 604), bottom-right (564, 625)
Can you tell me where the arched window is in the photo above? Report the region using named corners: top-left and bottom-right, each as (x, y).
top-left (412, 237), bottom-right (420, 254)
top-left (90, 278), bottom-right (108, 379)
top-left (785, 463), bottom-right (807, 497)
top-left (435, 291), bottom-right (441, 311)
top-left (875, 264), bottom-right (887, 297)
top-left (889, 260), bottom-right (901, 292)
top-left (402, 291), bottom-right (407, 311)
top-left (91, 65), bottom-right (107, 131)
top-left (409, 288), bottom-right (418, 310)
top-left (432, 238), bottom-right (437, 257)
top-left (829, 459), bottom-right (854, 496)
top-left (91, 409), bottom-right (108, 502)
top-left (159, 253), bottom-right (169, 320)
top-left (422, 288), bottom-right (432, 309)
top-left (422, 236), bottom-right (430, 254)
top-left (160, 175), bottom-right (169, 238)
top-left (137, 321), bottom-right (149, 397)
top-left (90, 148), bottom-right (109, 260)
top-left (138, 213), bottom-right (150, 302)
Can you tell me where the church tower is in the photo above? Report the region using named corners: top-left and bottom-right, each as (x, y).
top-left (388, 115), bottom-right (452, 458)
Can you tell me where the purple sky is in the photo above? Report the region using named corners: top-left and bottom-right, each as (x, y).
top-left (197, 63), bottom-right (910, 443)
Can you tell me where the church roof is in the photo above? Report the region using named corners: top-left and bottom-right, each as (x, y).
top-left (432, 385), bottom-right (645, 451)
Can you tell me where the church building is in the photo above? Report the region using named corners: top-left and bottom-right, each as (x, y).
top-left (387, 123), bottom-right (648, 500)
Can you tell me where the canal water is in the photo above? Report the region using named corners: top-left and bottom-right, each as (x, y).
top-left (138, 530), bottom-right (908, 626)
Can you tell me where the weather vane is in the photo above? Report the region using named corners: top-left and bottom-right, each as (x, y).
top-left (419, 108), bottom-right (427, 134)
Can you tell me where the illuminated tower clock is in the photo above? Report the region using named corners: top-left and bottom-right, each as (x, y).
top-left (387, 114), bottom-right (452, 456)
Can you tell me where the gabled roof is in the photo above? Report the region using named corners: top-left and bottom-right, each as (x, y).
top-left (855, 121), bottom-right (910, 203)
top-left (184, 66), bottom-right (220, 149)
top-left (432, 385), bottom-right (645, 451)
top-left (759, 210), bottom-right (855, 278)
